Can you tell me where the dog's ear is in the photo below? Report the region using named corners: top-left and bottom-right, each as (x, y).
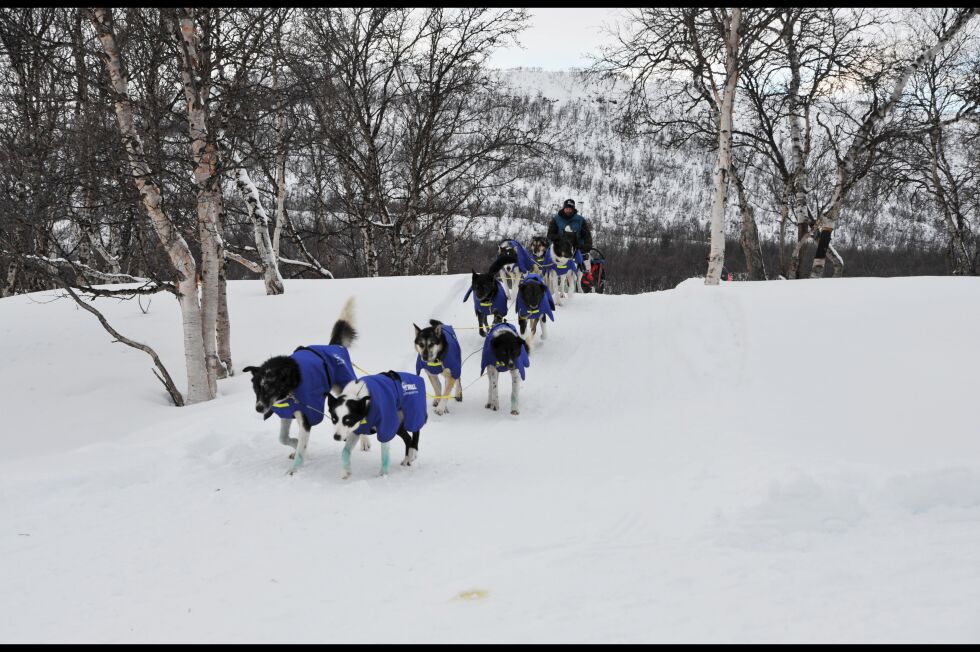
top-left (471, 270), bottom-right (478, 279)
top-left (413, 323), bottom-right (422, 335)
top-left (353, 396), bottom-right (371, 415)
top-left (433, 322), bottom-right (443, 338)
top-left (326, 393), bottom-right (343, 411)
top-left (242, 365), bottom-right (259, 375)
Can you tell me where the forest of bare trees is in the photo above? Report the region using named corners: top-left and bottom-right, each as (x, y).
top-left (0, 7), bottom-right (977, 405)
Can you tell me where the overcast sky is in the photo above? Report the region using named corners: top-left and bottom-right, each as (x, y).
top-left (487, 7), bottom-right (627, 70)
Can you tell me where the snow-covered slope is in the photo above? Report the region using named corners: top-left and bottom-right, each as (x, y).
top-left (3, 276), bottom-right (980, 643)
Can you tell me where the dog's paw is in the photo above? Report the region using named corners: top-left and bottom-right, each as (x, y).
top-left (455, 393), bottom-right (463, 402)
top-left (288, 452), bottom-right (295, 460)
top-left (379, 469), bottom-right (389, 477)
top-left (432, 399), bottom-right (440, 408)
top-left (360, 438), bottom-right (371, 452)
top-left (435, 404), bottom-right (448, 416)
top-left (401, 450), bottom-right (417, 466)
top-left (511, 409), bottom-right (520, 416)
top-left (340, 469), bottom-right (351, 480)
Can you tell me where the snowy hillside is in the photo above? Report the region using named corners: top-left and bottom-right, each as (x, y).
top-left (3, 276), bottom-right (980, 643)
top-left (481, 68), bottom-right (941, 251)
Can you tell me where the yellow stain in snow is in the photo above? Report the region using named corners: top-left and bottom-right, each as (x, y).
top-left (454, 589), bottom-right (489, 601)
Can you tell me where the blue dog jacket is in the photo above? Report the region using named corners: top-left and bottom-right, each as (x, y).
top-left (354, 372), bottom-right (428, 442)
top-left (501, 239), bottom-right (536, 274)
top-left (463, 282), bottom-right (508, 316)
top-left (270, 345), bottom-right (357, 426)
top-left (481, 323), bottom-right (530, 381)
top-left (415, 324), bottom-right (462, 380)
top-left (516, 274), bottom-right (556, 323)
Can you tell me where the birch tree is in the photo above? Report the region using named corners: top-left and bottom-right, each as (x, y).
top-left (89, 7), bottom-right (215, 403)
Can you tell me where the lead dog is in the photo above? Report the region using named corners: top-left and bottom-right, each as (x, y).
top-left (327, 370), bottom-right (427, 479)
top-left (481, 321), bottom-right (530, 416)
top-left (414, 319), bottom-right (463, 415)
top-left (243, 297), bottom-right (361, 476)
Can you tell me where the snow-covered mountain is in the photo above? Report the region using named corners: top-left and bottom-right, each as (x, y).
top-left (3, 275), bottom-right (980, 642)
top-left (478, 68), bottom-right (943, 252)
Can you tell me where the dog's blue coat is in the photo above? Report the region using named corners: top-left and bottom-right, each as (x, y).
top-left (501, 239), bottom-right (536, 273)
top-left (271, 345), bottom-right (357, 426)
top-left (516, 274), bottom-right (556, 323)
top-left (415, 324), bottom-right (462, 380)
top-left (481, 323), bottom-right (530, 381)
top-left (555, 257), bottom-right (577, 276)
top-left (355, 372), bottom-right (428, 442)
top-left (463, 282), bottom-right (508, 316)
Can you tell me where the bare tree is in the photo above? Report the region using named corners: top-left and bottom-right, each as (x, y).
top-left (808, 8), bottom-right (977, 278)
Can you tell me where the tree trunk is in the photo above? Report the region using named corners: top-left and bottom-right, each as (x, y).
top-left (273, 59), bottom-right (286, 259)
top-left (705, 8), bottom-right (741, 286)
top-left (731, 164), bottom-right (766, 280)
top-left (777, 194), bottom-right (789, 277)
top-left (362, 224), bottom-right (379, 277)
top-left (178, 10), bottom-right (222, 391)
top-left (234, 164), bottom-right (285, 294)
top-left (929, 127), bottom-right (972, 275)
top-left (90, 7), bottom-right (213, 403)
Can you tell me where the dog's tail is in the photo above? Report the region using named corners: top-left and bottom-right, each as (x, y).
top-left (488, 253), bottom-right (518, 277)
top-left (330, 297), bottom-right (358, 348)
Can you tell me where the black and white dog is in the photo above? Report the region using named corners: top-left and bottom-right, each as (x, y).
top-left (515, 273), bottom-right (556, 348)
top-left (463, 253), bottom-right (516, 336)
top-left (481, 321), bottom-right (530, 416)
top-left (414, 320), bottom-right (463, 415)
top-left (496, 239), bottom-right (524, 301)
top-left (327, 370), bottom-right (427, 479)
top-left (551, 238), bottom-right (582, 304)
top-left (243, 297), bottom-right (364, 476)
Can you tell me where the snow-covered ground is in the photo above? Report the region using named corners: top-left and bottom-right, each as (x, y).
top-left (2, 276), bottom-right (980, 643)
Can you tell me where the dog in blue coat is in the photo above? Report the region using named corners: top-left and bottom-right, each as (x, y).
top-left (414, 320), bottom-right (463, 415)
top-left (464, 253), bottom-right (516, 336)
top-left (481, 322), bottom-right (530, 416)
top-left (327, 370), bottom-right (427, 479)
top-left (243, 297), bottom-right (362, 476)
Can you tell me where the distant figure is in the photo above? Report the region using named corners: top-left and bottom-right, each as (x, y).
top-left (548, 198), bottom-right (593, 271)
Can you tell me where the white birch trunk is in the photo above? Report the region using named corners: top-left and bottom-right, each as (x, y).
top-left (705, 8), bottom-right (741, 286)
top-left (233, 164), bottom-right (285, 294)
top-left (178, 11), bottom-right (222, 390)
top-left (90, 7), bottom-right (212, 403)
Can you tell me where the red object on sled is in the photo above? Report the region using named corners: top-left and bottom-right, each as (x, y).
top-left (581, 248), bottom-right (606, 293)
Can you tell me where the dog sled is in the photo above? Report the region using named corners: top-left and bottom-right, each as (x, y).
top-left (580, 247), bottom-right (606, 294)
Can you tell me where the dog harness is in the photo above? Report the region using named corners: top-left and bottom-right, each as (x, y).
top-left (515, 274), bottom-right (556, 323)
top-left (463, 281), bottom-right (508, 316)
top-left (500, 239), bottom-right (536, 274)
top-left (415, 324), bottom-right (463, 380)
top-left (354, 372), bottom-right (428, 442)
top-left (532, 248), bottom-right (556, 272)
top-left (555, 249), bottom-right (585, 277)
top-left (480, 322), bottom-right (530, 381)
top-left (270, 345), bottom-right (358, 426)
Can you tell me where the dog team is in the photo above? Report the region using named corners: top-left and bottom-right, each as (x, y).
top-left (243, 199), bottom-right (594, 480)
